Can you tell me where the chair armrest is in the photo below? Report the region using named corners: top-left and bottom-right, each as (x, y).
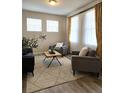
top-left (72, 51), bottom-right (80, 55)
top-left (22, 56), bottom-right (34, 62)
top-left (22, 48), bottom-right (33, 54)
top-left (22, 53), bottom-right (34, 62)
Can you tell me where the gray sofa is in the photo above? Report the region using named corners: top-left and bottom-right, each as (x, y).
top-left (71, 49), bottom-right (102, 77)
top-left (49, 42), bottom-right (68, 56)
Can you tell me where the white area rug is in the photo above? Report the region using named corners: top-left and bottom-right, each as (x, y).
top-left (26, 55), bottom-right (87, 93)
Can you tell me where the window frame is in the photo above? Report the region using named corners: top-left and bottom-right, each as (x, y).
top-left (26, 18), bottom-right (42, 32)
top-left (46, 20), bottom-right (59, 32)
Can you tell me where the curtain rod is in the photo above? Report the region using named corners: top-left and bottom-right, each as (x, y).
top-left (70, 6), bottom-right (95, 17)
top-left (70, 2), bottom-right (102, 17)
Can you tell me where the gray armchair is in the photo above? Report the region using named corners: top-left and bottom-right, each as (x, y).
top-left (49, 42), bottom-right (68, 56)
top-left (71, 50), bottom-right (102, 77)
top-left (22, 48), bottom-right (35, 76)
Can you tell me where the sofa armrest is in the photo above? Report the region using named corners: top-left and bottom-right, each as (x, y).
top-left (62, 45), bottom-right (68, 49)
top-left (49, 45), bottom-right (56, 49)
top-left (71, 55), bottom-right (101, 73)
top-left (72, 55), bottom-right (101, 62)
top-left (61, 45), bottom-right (68, 51)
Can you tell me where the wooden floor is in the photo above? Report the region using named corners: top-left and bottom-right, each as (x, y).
top-left (34, 74), bottom-right (102, 93)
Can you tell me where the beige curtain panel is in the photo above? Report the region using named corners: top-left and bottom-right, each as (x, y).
top-left (95, 2), bottom-right (102, 60)
top-left (67, 17), bottom-right (71, 51)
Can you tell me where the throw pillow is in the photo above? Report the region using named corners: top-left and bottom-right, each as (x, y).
top-left (55, 42), bottom-right (63, 48)
top-left (79, 47), bottom-right (88, 56)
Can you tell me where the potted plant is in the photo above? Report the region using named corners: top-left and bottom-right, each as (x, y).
top-left (22, 37), bottom-right (38, 48)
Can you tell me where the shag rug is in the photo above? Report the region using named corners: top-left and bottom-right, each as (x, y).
top-left (26, 55), bottom-right (87, 93)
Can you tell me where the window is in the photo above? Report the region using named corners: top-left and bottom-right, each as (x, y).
top-left (27, 18), bottom-right (42, 32)
top-left (70, 16), bottom-right (79, 43)
top-left (83, 8), bottom-right (97, 47)
top-left (47, 20), bottom-right (59, 32)
top-left (69, 8), bottom-right (97, 51)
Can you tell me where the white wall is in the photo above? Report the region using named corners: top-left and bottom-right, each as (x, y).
top-left (22, 10), bottom-right (66, 51)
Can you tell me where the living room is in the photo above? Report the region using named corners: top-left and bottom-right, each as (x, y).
top-left (22, 0), bottom-right (102, 93)
top-left (1, 0), bottom-right (124, 93)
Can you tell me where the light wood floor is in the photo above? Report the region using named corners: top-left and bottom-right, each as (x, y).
top-left (34, 74), bottom-right (102, 93)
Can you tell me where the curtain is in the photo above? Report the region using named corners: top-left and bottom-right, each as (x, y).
top-left (95, 2), bottom-right (102, 59)
top-left (67, 17), bottom-right (71, 53)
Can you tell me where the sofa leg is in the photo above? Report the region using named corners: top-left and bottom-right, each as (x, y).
top-left (32, 72), bottom-right (34, 76)
top-left (73, 70), bottom-right (75, 76)
top-left (97, 73), bottom-right (99, 78)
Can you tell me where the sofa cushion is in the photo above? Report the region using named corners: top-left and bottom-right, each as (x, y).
top-left (87, 49), bottom-right (96, 57)
top-left (55, 42), bottom-right (63, 48)
top-left (79, 47), bottom-right (88, 56)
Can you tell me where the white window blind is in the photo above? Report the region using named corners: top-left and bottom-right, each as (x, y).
top-left (69, 8), bottom-right (97, 51)
top-left (83, 8), bottom-right (97, 47)
top-left (27, 18), bottom-right (42, 32)
top-left (70, 16), bottom-right (79, 43)
top-left (47, 20), bottom-right (59, 32)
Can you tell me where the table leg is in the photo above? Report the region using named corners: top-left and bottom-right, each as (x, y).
top-left (43, 56), bottom-right (47, 63)
top-left (47, 57), bottom-right (54, 68)
top-left (55, 57), bottom-right (62, 66)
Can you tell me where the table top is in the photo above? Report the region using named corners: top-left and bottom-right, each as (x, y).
top-left (44, 50), bottom-right (62, 57)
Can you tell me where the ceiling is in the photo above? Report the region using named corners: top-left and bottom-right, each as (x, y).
top-left (22, 0), bottom-right (96, 15)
